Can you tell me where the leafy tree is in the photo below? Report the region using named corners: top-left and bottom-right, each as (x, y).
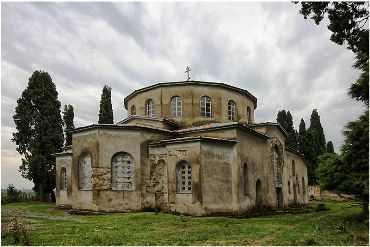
top-left (326, 141), bottom-right (335, 153)
top-left (298, 2), bottom-right (369, 213)
top-left (276, 110), bottom-right (298, 149)
top-left (12, 71), bottom-right (64, 202)
top-left (6, 183), bottom-right (20, 203)
top-left (98, 85), bottom-right (114, 124)
top-left (63, 105), bottom-right (75, 146)
top-left (306, 109), bottom-right (326, 185)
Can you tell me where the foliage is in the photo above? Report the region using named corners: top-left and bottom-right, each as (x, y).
top-left (5, 184), bottom-right (20, 203)
top-left (298, 2), bottom-right (369, 213)
top-left (12, 71), bottom-right (64, 202)
top-left (326, 141), bottom-right (335, 153)
top-left (1, 201), bottom-right (368, 246)
top-left (98, 85), bottom-right (114, 124)
top-left (297, 118), bottom-right (308, 154)
top-left (306, 109), bottom-right (326, 185)
top-left (6, 216), bottom-right (32, 245)
top-left (62, 104), bottom-right (75, 146)
top-left (299, 2), bottom-right (368, 55)
top-left (276, 110), bottom-right (298, 149)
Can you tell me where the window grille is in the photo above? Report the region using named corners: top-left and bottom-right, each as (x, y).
top-left (228, 100), bottom-right (236, 121)
top-left (177, 162), bottom-right (192, 193)
top-left (79, 154), bottom-right (93, 190)
top-left (60, 167), bottom-right (67, 190)
top-left (146, 99), bottom-right (154, 117)
top-left (112, 152), bottom-right (135, 191)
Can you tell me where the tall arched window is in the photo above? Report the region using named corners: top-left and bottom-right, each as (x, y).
top-left (112, 152), bottom-right (135, 191)
top-left (79, 153), bottom-right (93, 190)
top-left (292, 160), bottom-right (296, 176)
top-left (200, 96), bottom-right (212, 117)
top-left (131, 105), bottom-right (136, 115)
top-left (228, 100), bottom-right (236, 121)
top-left (176, 161), bottom-right (192, 193)
top-left (244, 163), bottom-right (249, 194)
top-left (288, 181), bottom-right (291, 194)
top-left (171, 96), bottom-right (182, 117)
top-left (146, 99), bottom-right (154, 117)
top-left (247, 106), bottom-right (251, 124)
top-left (60, 167), bottom-right (67, 191)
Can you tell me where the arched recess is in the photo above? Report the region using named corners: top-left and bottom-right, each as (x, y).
top-left (60, 167), bottom-right (67, 191)
top-left (131, 105), bottom-right (136, 115)
top-left (228, 100), bottom-right (236, 121)
top-left (243, 163), bottom-right (249, 194)
top-left (255, 179), bottom-right (263, 211)
top-left (246, 106), bottom-right (251, 124)
top-left (79, 153), bottom-right (93, 190)
top-left (111, 152), bottom-right (135, 191)
top-left (176, 161), bottom-right (192, 193)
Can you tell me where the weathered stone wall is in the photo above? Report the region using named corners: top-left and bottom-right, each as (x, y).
top-left (126, 84), bottom-right (256, 127)
top-left (55, 154), bottom-right (72, 207)
top-left (70, 127), bottom-right (171, 212)
top-left (283, 151), bottom-right (308, 206)
top-left (200, 141), bottom-right (236, 214)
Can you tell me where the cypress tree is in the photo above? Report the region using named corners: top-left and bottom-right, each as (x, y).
top-left (306, 109), bottom-right (326, 184)
top-left (276, 110), bottom-right (298, 149)
top-left (298, 118), bottom-right (307, 153)
top-left (98, 85), bottom-right (114, 124)
top-left (326, 141), bottom-right (334, 153)
top-left (12, 71), bottom-right (64, 202)
top-left (63, 104), bottom-right (75, 146)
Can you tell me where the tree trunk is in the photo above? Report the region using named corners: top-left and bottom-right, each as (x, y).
top-left (39, 184), bottom-right (47, 202)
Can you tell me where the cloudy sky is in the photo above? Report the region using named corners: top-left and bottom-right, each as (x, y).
top-left (1, 2), bottom-right (365, 189)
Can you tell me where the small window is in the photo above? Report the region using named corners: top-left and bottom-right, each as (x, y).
top-left (146, 99), bottom-right (154, 117)
top-left (171, 96), bottom-right (182, 117)
top-left (228, 100), bottom-right (236, 121)
top-left (60, 167), bottom-right (67, 191)
top-left (288, 181), bottom-right (291, 194)
top-left (200, 96), bottom-right (212, 117)
top-left (176, 161), bottom-right (192, 193)
top-left (244, 163), bottom-right (249, 194)
top-left (131, 105), bottom-right (136, 115)
top-left (247, 106), bottom-right (251, 124)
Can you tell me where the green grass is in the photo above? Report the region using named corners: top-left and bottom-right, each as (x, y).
top-left (1, 200), bottom-right (368, 245)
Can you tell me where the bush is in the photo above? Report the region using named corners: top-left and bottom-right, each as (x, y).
top-left (6, 184), bottom-right (20, 203)
top-left (315, 203), bottom-right (329, 212)
top-left (7, 216), bottom-right (31, 245)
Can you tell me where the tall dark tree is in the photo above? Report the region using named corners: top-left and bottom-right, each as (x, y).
top-left (98, 85), bottom-right (114, 124)
top-left (297, 118), bottom-right (308, 154)
top-left (276, 110), bottom-right (298, 149)
top-left (63, 104), bottom-right (75, 146)
top-left (326, 141), bottom-right (335, 153)
top-left (306, 109), bottom-right (326, 185)
top-left (12, 71), bottom-right (64, 201)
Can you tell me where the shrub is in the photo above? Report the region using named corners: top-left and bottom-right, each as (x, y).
top-left (7, 216), bottom-right (31, 245)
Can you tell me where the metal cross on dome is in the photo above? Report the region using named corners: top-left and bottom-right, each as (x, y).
top-left (185, 66), bottom-right (191, 81)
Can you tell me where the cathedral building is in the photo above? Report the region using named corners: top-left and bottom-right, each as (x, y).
top-left (54, 80), bottom-right (308, 215)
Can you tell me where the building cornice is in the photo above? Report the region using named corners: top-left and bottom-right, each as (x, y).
top-left (69, 124), bottom-right (175, 134)
top-left (149, 136), bottom-right (237, 147)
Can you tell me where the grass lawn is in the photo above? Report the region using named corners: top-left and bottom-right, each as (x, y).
top-left (1, 200), bottom-right (368, 246)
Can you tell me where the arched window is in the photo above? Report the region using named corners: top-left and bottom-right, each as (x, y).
top-left (247, 106), bottom-right (251, 124)
top-left (146, 99), bottom-right (154, 117)
top-left (297, 174), bottom-right (300, 194)
top-left (171, 96), bottom-right (182, 117)
top-left (228, 100), bottom-right (236, 121)
top-left (112, 152), bottom-right (135, 191)
top-left (302, 177), bottom-right (306, 195)
top-left (176, 161), bottom-right (192, 193)
top-left (244, 163), bottom-right (249, 194)
top-left (79, 153), bottom-right (93, 190)
top-left (288, 181), bottom-right (291, 194)
top-left (131, 105), bottom-right (136, 115)
top-left (60, 167), bottom-right (67, 191)
top-left (200, 96), bottom-right (212, 117)
top-left (292, 160), bottom-right (296, 176)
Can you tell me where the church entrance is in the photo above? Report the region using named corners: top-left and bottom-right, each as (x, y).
top-left (276, 187), bottom-right (283, 208)
top-left (255, 180), bottom-right (262, 211)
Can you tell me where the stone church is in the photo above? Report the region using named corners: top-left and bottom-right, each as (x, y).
top-left (55, 80), bottom-right (308, 216)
